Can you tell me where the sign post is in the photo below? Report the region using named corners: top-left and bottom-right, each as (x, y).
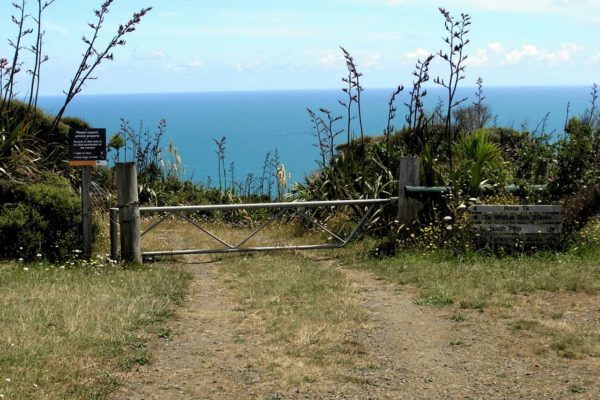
top-left (68, 128), bottom-right (107, 259)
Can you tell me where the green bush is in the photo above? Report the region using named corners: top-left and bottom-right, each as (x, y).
top-left (549, 118), bottom-right (599, 196)
top-left (0, 175), bottom-right (84, 261)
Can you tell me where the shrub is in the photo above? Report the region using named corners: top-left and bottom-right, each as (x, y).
top-left (0, 175), bottom-right (84, 261)
top-left (549, 117), bottom-right (599, 196)
top-left (452, 130), bottom-right (506, 196)
top-left (0, 99), bottom-right (74, 179)
top-left (561, 183), bottom-right (600, 233)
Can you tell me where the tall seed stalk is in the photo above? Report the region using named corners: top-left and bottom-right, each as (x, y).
top-left (339, 47), bottom-right (363, 147)
top-left (307, 107), bottom-right (328, 167)
top-left (51, 2), bottom-right (152, 130)
top-left (434, 8), bottom-right (471, 168)
top-left (2, 0), bottom-right (33, 113)
top-left (27, 0), bottom-right (55, 113)
top-left (385, 85), bottom-right (403, 161)
top-left (213, 136), bottom-right (226, 191)
top-left (405, 55), bottom-right (434, 154)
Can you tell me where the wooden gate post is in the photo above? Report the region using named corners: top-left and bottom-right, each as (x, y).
top-left (116, 162), bottom-right (142, 264)
top-left (398, 156), bottom-right (420, 225)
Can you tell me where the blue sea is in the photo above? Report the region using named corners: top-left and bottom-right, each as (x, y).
top-left (38, 86), bottom-right (593, 185)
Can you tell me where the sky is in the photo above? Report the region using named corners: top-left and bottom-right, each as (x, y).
top-left (1, 0), bottom-right (600, 95)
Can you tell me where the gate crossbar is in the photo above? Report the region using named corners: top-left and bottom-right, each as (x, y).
top-left (111, 198), bottom-right (396, 257)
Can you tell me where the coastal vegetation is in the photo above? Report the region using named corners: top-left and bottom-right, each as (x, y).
top-left (1, 3), bottom-right (600, 398)
top-left (1, 3), bottom-right (600, 258)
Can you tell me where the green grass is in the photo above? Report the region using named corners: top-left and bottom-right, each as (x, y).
top-left (354, 247), bottom-right (600, 309)
top-left (0, 261), bottom-right (190, 399)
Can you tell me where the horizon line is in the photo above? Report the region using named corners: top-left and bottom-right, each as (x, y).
top-left (37, 83), bottom-right (597, 98)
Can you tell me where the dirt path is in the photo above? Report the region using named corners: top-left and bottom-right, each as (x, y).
top-left (111, 257), bottom-right (599, 399)
top-left (111, 256), bottom-right (262, 399)
top-left (343, 269), bottom-right (599, 399)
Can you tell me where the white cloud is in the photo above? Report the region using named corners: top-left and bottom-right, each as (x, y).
top-left (505, 44), bottom-right (540, 65)
top-left (488, 42), bottom-right (506, 54)
top-left (404, 47), bottom-right (432, 62)
top-left (587, 52), bottom-right (600, 65)
top-left (468, 48), bottom-right (489, 67)
top-left (540, 43), bottom-right (584, 64)
top-left (233, 61), bottom-right (261, 72)
top-left (503, 43), bottom-right (583, 65)
top-left (319, 54), bottom-right (338, 66)
top-left (364, 53), bottom-right (382, 67)
top-left (189, 60), bottom-right (204, 68)
top-left (149, 50), bottom-right (168, 59)
top-left (465, 41), bottom-right (584, 68)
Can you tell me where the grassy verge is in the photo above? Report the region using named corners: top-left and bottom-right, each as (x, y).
top-left (220, 253), bottom-right (368, 385)
top-left (0, 261), bottom-right (190, 399)
top-left (345, 231), bottom-right (600, 359)
top-left (354, 247), bottom-right (600, 308)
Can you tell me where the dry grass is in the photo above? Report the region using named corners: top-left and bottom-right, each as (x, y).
top-left (0, 261), bottom-right (189, 399)
top-left (505, 291), bottom-right (600, 359)
top-left (219, 252), bottom-right (368, 386)
top-left (136, 217), bottom-right (372, 387)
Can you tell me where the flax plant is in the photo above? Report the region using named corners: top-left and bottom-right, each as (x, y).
top-left (320, 107), bottom-right (343, 160)
top-left (213, 136), bottom-right (227, 191)
top-left (339, 47), bottom-right (364, 147)
top-left (1, 0), bottom-right (33, 112)
top-left (259, 151), bottom-right (272, 197)
top-left (307, 107), bottom-right (328, 167)
top-left (307, 107), bottom-right (343, 167)
top-left (405, 55), bottom-right (434, 154)
top-left (27, 0), bottom-right (55, 113)
top-left (434, 8), bottom-right (471, 168)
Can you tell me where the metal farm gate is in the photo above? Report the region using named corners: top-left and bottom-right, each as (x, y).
top-left (109, 158), bottom-right (422, 263)
top-left (109, 198), bottom-right (397, 259)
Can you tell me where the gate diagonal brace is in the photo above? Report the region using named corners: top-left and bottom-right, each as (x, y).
top-left (232, 208), bottom-right (287, 249)
top-left (141, 213), bottom-right (171, 237)
top-left (135, 198), bottom-right (393, 256)
top-left (290, 208), bottom-right (347, 244)
top-left (177, 213), bottom-right (236, 249)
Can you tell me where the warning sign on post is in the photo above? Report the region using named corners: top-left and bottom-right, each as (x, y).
top-left (68, 128), bottom-right (107, 166)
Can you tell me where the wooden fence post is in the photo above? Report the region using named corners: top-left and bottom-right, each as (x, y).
top-left (116, 162), bottom-right (142, 264)
top-left (398, 156), bottom-right (420, 225)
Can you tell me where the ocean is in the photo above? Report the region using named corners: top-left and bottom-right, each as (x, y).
top-left (38, 86), bottom-right (593, 185)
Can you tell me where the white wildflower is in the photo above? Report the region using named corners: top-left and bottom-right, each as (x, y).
top-left (443, 216), bottom-right (452, 221)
